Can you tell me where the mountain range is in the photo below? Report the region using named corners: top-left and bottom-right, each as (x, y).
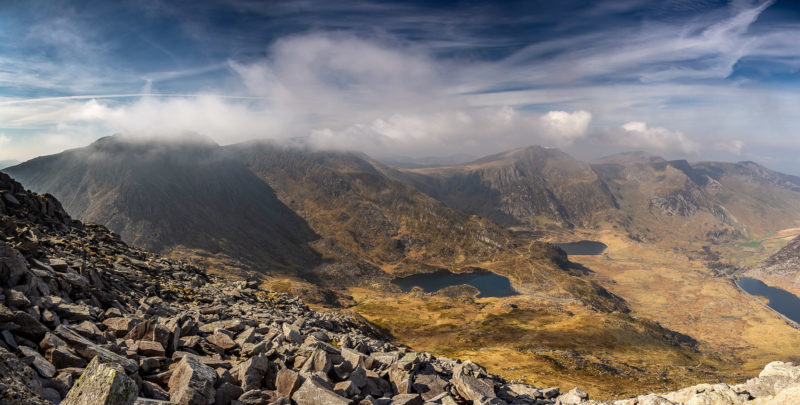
top-left (5, 134), bottom-right (800, 399)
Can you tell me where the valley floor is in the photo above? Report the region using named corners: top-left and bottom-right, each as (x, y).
top-left (340, 228), bottom-right (800, 401)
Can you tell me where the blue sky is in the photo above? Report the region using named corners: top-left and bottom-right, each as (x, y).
top-left (1, 0), bottom-right (799, 173)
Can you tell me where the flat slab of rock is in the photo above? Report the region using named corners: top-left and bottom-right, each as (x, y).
top-left (62, 356), bottom-right (138, 405)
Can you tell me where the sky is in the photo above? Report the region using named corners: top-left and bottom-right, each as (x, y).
top-left (1, 0), bottom-right (799, 173)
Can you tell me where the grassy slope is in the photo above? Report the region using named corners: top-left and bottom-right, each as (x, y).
top-left (349, 287), bottom-right (738, 400)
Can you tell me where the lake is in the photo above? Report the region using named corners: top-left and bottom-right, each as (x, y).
top-left (556, 240), bottom-right (608, 255)
top-left (392, 269), bottom-right (518, 298)
top-left (738, 277), bottom-right (800, 324)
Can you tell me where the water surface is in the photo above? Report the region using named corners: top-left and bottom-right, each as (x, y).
top-left (557, 240), bottom-right (607, 255)
top-left (392, 269), bottom-right (518, 298)
top-left (738, 277), bottom-right (800, 324)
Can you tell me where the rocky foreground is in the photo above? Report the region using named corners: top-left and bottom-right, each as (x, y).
top-left (1, 172), bottom-right (800, 405)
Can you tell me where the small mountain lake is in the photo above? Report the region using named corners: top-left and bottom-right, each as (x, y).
top-left (556, 240), bottom-right (608, 255)
top-left (392, 269), bottom-right (518, 298)
top-left (738, 277), bottom-right (800, 324)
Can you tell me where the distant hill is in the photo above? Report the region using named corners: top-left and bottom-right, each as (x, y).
top-left (385, 147), bottom-right (800, 244)
top-left (0, 159), bottom-right (20, 169)
top-left (388, 146), bottom-right (619, 230)
top-left (4, 135), bottom-right (321, 274)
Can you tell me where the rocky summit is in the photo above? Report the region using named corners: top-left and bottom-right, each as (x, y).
top-left (1, 172), bottom-right (799, 405)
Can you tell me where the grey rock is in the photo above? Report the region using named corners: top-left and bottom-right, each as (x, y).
top-left (19, 345), bottom-right (56, 378)
top-left (6, 289), bottom-right (31, 308)
top-left (215, 382), bottom-right (244, 405)
top-left (276, 368), bottom-right (304, 398)
top-left (168, 355), bottom-right (217, 405)
top-left (238, 355), bottom-right (270, 392)
top-left (62, 356), bottom-right (138, 405)
top-left (141, 381), bottom-right (170, 400)
top-left (293, 377), bottom-right (352, 405)
top-left (0, 244), bottom-right (28, 287)
top-left (392, 393), bottom-right (424, 405)
top-left (557, 387), bottom-right (589, 405)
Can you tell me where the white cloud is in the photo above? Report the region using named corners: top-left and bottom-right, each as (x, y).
top-left (594, 121), bottom-right (701, 154)
top-left (0, 134), bottom-right (10, 145)
top-left (538, 111), bottom-right (592, 145)
top-left (714, 139), bottom-right (745, 155)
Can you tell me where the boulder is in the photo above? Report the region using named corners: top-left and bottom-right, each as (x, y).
top-left (207, 330), bottom-right (237, 351)
top-left (168, 355), bottom-right (217, 405)
top-left (238, 389), bottom-right (279, 404)
top-left (19, 345), bottom-right (56, 378)
top-left (452, 362), bottom-right (496, 402)
top-left (557, 387), bottom-right (589, 405)
top-left (276, 368), bottom-right (304, 398)
top-left (214, 382), bottom-right (243, 405)
top-left (137, 341), bottom-right (166, 357)
top-left (62, 356), bottom-right (138, 405)
top-left (0, 244), bottom-right (28, 287)
top-left (392, 393), bottom-right (424, 405)
top-left (292, 377), bottom-right (352, 405)
top-left (238, 355), bottom-right (270, 392)
top-left (6, 289), bottom-right (31, 308)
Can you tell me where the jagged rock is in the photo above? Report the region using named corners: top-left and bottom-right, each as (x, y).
top-left (137, 341), bottom-right (166, 357)
top-left (292, 377), bottom-right (352, 405)
top-left (54, 302), bottom-right (94, 321)
top-left (543, 387), bottom-right (560, 399)
top-left (238, 355), bottom-right (270, 391)
top-left (276, 368), bottom-right (304, 398)
top-left (141, 381), bottom-right (170, 400)
top-left (104, 317), bottom-right (139, 337)
top-left (12, 311), bottom-right (48, 339)
top-left (40, 332), bottom-right (86, 369)
top-left (557, 387), bottom-right (589, 405)
top-left (333, 380), bottom-right (360, 397)
top-left (215, 382), bottom-right (243, 405)
top-left (392, 393), bottom-right (424, 405)
top-left (301, 348), bottom-right (333, 374)
top-left (0, 244), bottom-right (28, 287)
top-left (207, 330), bottom-right (237, 351)
top-left (389, 361), bottom-right (413, 394)
top-left (452, 362), bottom-right (496, 402)
top-left (19, 345), bottom-right (56, 378)
top-left (283, 323), bottom-right (303, 344)
top-left (168, 355), bottom-right (218, 405)
top-left (0, 344), bottom-right (46, 404)
top-left (56, 325), bottom-right (138, 374)
top-left (6, 289), bottom-right (31, 307)
top-left (62, 356), bottom-right (138, 405)
top-left (238, 389), bottom-right (278, 404)
top-left (42, 387), bottom-right (62, 403)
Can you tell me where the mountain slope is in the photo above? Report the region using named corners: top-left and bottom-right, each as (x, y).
top-left (4, 135), bottom-right (320, 273)
top-left (747, 234), bottom-right (800, 297)
top-left (225, 142), bottom-right (626, 310)
top-left (389, 146), bottom-right (619, 231)
top-left (0, 159), bottom-right (20, 169)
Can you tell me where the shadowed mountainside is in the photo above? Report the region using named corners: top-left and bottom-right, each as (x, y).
top-left (4, 135), bottom-right (321, 274)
